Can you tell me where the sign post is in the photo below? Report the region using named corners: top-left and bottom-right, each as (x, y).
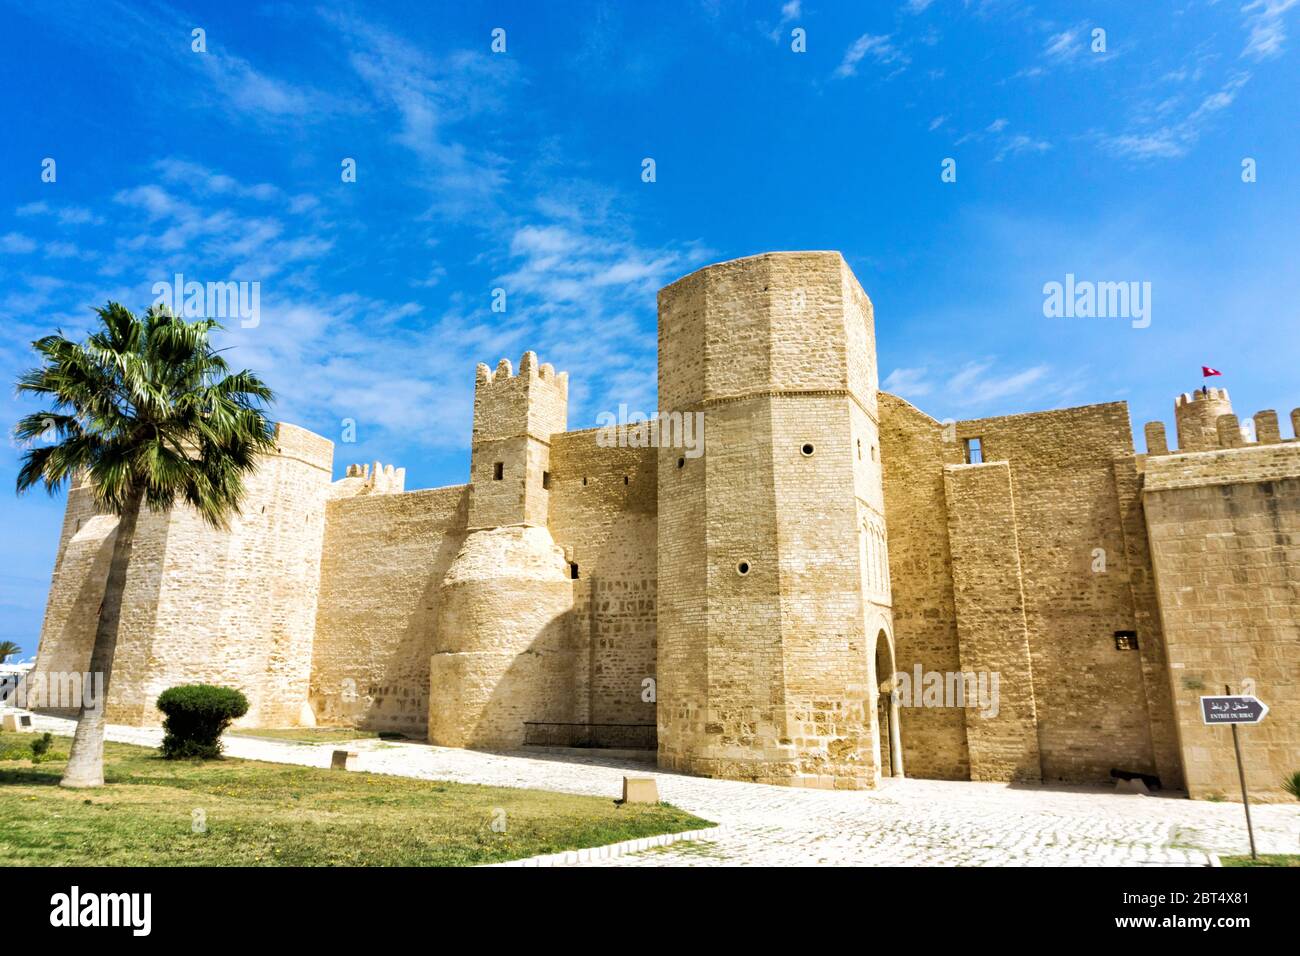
top-left (1200, 687), bottom-right (1269, 862)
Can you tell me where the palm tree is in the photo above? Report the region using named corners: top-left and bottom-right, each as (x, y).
top-left (0, 640), bottom-right (20, 663)
top-left (14, 303), bottom-right (275, 787)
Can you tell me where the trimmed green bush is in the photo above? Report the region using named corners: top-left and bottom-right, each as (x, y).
top-left (30, 732), bottom-right (53, 758)
top-left (156, 685), bottom-right (249, 759)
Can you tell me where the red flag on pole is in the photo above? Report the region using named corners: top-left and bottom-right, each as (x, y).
top-left (1202, 366), bottom-right (1222, 377)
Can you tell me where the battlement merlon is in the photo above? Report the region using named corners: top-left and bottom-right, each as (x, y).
top-left (471, 350), bottom-right (569, 445)
top-left (1174, 386), bottom-right (1230, 407)
top-left (1144, 394), bottom-right (1300, 456)
top-left (1173, 386), bottom-right (1234, 453)
top-left (333, 461), bottom-right (406, 497)
top-left (468, 351), bottom-right (567, 529)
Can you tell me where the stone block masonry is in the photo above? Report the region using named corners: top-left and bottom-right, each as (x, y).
top-left (28, 251), bottom-right (1300, 800)
top-left (943, 461), bottom-right (1041, 782)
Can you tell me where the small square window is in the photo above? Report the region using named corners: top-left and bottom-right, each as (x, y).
top-left (963, 437), bottom-right (983, 464)
top-left (1114, 630), bottom-right (1139, 651)
top-left (493, 462), bottom-right (504, 480)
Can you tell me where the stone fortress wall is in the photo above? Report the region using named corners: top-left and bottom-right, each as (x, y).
top-left (27, 253), bottom-right (1300, 799)
top-left (31, 423), bottom-right (332, 727)
top-left (1140, 389), bottom-right (1300, 800)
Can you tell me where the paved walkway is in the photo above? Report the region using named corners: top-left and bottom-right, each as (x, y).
top-left (23, 714), bottom-right (1300, 866)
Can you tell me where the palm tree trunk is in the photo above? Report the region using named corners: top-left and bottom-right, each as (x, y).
top-left (60, 487), bottom-right (145, 788)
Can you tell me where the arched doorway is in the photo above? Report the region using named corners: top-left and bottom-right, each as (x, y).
top-left (872, 627), bottom-right (904, 779)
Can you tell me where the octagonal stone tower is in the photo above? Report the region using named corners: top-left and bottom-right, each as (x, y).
top-left (656, 252), bottom-right (895, 788)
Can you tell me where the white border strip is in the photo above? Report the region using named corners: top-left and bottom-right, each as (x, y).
top-left (485, 825), bottom-right (724, 867)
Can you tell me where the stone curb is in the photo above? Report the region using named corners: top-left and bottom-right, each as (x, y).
top-left (484, 824), bottom-right (724, 867)
top-left (1206, 852), bottom-right (1222, 867)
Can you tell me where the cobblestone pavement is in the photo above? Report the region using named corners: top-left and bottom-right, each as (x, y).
top-left (25, 714), bottom-right (1300, 866)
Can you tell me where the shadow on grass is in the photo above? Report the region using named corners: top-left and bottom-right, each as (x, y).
top-left (0, 767), bottom-right (64, 786)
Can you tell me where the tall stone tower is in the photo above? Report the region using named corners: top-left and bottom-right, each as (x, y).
top-left (656, 252), bottom-right (895, 788)
top-left (427, 352), bottom-right (577, 749)
top-left (1174, 387), bottom-right (1234, 451)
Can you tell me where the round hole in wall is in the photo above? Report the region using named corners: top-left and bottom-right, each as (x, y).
top-left (736, 560), bottom-right (751, 576)
top-left (800, 442), bottom-right (815, 457)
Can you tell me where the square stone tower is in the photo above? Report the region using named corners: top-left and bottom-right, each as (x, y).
top-left (468, 351), bottom-right (568, 529)
top-left (428, 351), bottom-right (577, 750)
top-left (656, 252), bottom-right (896, 788)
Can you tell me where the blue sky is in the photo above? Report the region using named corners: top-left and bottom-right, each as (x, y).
top-left (3, 0), bottom-right (1298, 657)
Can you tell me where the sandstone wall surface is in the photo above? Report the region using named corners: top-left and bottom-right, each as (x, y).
top-left (656, 251), bottom-right (888, 788)
top-left (310, 484), bottom-right (469, 734)
top-left (877, 393), bottom-right (970, 779)
top-left (951, 405), bottom-right (1163, 784)
top-left (30, 423), bottom-right (332, 727)
top-left (548, 429), bottom-right (657, 730)
top-left (1144, 444), bottom-right (1300, 801)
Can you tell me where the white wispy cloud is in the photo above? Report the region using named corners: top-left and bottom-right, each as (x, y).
top-left (996, 134), bottom-right (1051, 161)
top-left (952, 119), bottom-right (1050, 159)
top-left (766, 0), bottom-right (802, 42)
top-left (947, 360), bottom-right (1051, 405)
top-left (1102, 71), bottom-right (1251, 160)
top-left (835, 34), bottom-right (909, 78)
top-left (0, 233), bottom-right (37, 254)
top-left (325, 12), bottom-right (514, 221)
top-left (882, 366), bottom-right (933, 397)
top-left (884, 359), bottom-right (1067, 414)
top-left (16, 202), bottom-right (104, 226)
top-left (1044, 28), bottom-right (1083, 62)
top-left (1241, 0), bottom-right (1300, 60)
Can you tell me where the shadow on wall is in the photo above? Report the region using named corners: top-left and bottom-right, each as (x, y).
top-left (307, 486), bottom-right (471, 736)
top-left (472, 605), bottom-right (579, 750)
top-left (365, 526), bottom-right (467, 734)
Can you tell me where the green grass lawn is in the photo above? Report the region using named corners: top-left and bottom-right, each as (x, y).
top-left (0, 732), bottom-right (710, 866)
top-left (1221, 854), bottom-right (1300, 867)
top-left (227, 726), bottom-right (384, 744)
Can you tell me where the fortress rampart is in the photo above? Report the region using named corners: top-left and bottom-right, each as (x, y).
top-left (27, 252), bottom-right (1300, 799)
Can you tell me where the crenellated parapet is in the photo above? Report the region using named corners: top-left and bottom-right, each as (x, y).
top-left (475, 350), bottom-right (568, 392)
top-left (1144, 388), bottom-right (1300, 455)
top-left (331, 460), bottom-right (406, 498)
top-left (469, 350), bottom-right (569, 529)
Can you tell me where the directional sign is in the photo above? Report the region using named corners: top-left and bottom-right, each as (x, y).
top-left (1200, 695), bottom-right (1268, 725)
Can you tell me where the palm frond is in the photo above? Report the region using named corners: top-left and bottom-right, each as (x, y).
top-left (14, 301), bottom-right (277, 524)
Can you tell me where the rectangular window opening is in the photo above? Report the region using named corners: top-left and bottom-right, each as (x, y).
top-left (493, 462), bottom-right (504, 481)
top-left (1114, 630), bottom-right (1139, 651)
top-left (963, 437), bottom-right (983, 464)
top-left (542, 471), bottom-right (551, 489)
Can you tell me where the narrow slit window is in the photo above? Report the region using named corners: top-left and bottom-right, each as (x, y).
top-left (493, 462), bottom-right (504, 480)
top-left (570, 562), bottom-right (580, 580)
top-left (963, 437), bottom-right (983, 464)
top-left (542, 471), bottom-right (551, 489)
